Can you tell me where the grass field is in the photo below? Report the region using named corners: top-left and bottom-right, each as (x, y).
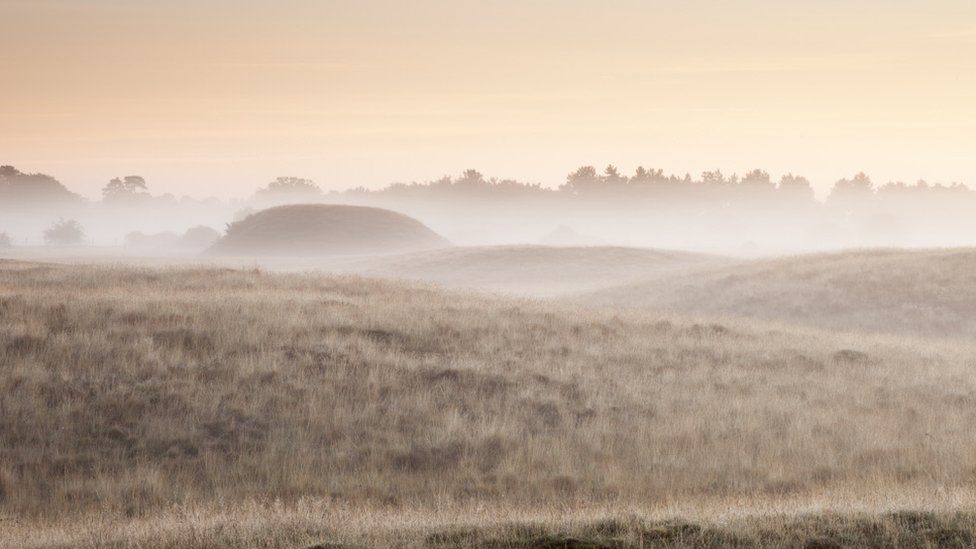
top-left (583, 248), bottom-right (976, 339)
top-left (2, 259), bottom-right (976, 546)
top-left (348, 245), bottom-right (725, 296)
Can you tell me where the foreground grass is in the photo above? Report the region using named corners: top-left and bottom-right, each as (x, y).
top-left (1, 260), bottom-right (976, 546)
top-left (7, 499), bottom-right (976, 548)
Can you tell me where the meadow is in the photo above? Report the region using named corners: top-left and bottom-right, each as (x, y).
top-left (584, 248), bottom-right (976, 339)
top-left (2, 259), bottom-right (976, 547)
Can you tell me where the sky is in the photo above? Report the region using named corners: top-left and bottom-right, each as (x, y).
top-left (3, 0), bottom-right (976, 199)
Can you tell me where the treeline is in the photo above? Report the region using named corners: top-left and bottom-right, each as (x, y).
top-left (338, 166), bottom-right (973, 207)
top-left (3, 163), bottom-right (976, 250)
top-left (0, 165), bottom-right (82, 205)
top-left (311, 167), bottom-right (976, 249)
top-left (0, 166), bottom-right (225, 207)
top-left (3, 163), bottom-right (972, 207)
top-left (0, 165), bottom-right (236, 246)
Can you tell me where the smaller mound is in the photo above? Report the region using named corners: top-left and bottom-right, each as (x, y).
top-left (208, 204), bottom-right (449, 257)
top-left (356, 245), bottom-right (726, 296)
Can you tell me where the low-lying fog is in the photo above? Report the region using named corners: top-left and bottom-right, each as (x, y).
top-left (4, 165), bottom-right (976, 258)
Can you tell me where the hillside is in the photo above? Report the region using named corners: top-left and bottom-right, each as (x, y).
top-left (348, 245), bottom-right (726, 296)
top-left (583, 248), bottom-right (976, 339)
top-left (3, 260), bottom-right (976, 546)
top-left (208, 204), bottom-right (449, 256)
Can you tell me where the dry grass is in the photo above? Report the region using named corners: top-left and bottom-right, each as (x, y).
top-left (583, 248), bottom-right (976, 339)
top-left (2, 260), bottom-right (976, 546)
top-left (349, 245), bottom-right (726, 296)
top-left (7, 498), bottom-right (976, 548)
top-left (0, 244), bottom-right (730, 297)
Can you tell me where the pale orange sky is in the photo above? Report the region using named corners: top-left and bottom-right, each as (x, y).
top-left (3, 0), bottom-right (976, 199)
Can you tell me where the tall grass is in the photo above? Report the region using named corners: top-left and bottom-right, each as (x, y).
top-left (1, 260), bottom-right (975, 546)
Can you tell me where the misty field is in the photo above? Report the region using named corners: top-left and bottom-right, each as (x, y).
top-left (2, 260), bottom-right (976, 547)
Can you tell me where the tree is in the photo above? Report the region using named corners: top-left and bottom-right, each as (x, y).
top-left (603, 164), bottom-right (626, 185)
top-left (777, 173), bottom-right (815, 202)
top-left (0, 165), bottom-right (82, 205)
top-left (455, 169), bottom-right (486, 187)
top-left (631, 166), bottom-right (667, 185)
top-left (560, 166), bottom-right (599, 194)
top-left (254, 177), bottom-right (322, 203)
top-left (828, 172), bottom-right (874, 204)
top-left (0, 232), bottom-right (11, 248)
top-left (44, 218), bottom-right (86, 246)
top-left (701, 170), bottom-right (726, 184)
top-left (259, 177), bottom-right (321, 195)
top-left (740, 169), bottom-right (773, 188)
top-left (102, 176), bottom-right (150, 202)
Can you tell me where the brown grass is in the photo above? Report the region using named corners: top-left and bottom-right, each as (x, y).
top-left (583, 247), bottom-right (976, 339)
top-left (351, 245), bottom-right (726, 296)
top-left (6, 501), bottom-right (976, 548)
top-left (1, 260), bottom-right (975, 546)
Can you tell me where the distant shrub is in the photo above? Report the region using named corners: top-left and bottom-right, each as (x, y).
top-left (43, 218), bottom-right (86, 246)
top-left (181, 225), bottom-right (221, 248)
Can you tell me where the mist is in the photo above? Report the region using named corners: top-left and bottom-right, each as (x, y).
top-left (4, 164), bottom-right (976, 260)
top-left (9, 1), bottom-right (976, 545)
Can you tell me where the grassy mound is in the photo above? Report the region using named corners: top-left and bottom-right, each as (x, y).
top-left (585, 248), bottom-right (976, 339)
top-left (354, 245), bottom-right (725, 296)
top-left (208, 204), bottom-right (449, 256)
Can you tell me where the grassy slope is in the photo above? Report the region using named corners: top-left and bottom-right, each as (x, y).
top-left (2, 260), bottom-right (976, 546)
top-left (583, 248), bottom-right (976, 339)
top-left (0, 244), bottom-right (728, 297)
top-left (349, 245), bottom-right (727, 296)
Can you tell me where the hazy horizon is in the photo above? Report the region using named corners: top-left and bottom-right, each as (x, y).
top-left (5, 0), bottom-right (976, 199)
